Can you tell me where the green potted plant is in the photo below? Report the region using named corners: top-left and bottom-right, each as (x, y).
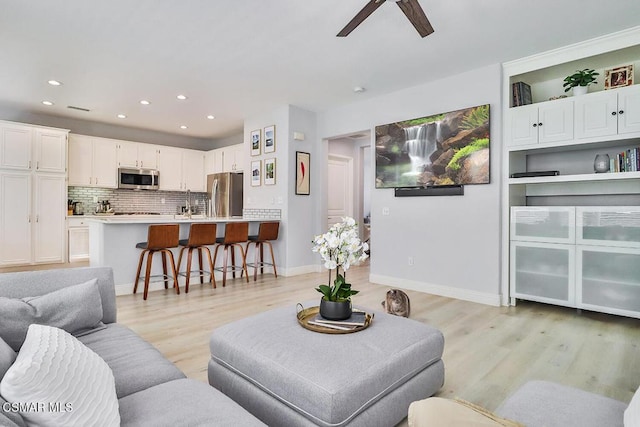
top-left (563, 69), bottom-right (599, 96)
top-left (312, 217), bottom-right (369, 320)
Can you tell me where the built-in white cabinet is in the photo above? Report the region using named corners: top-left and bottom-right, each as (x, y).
top-left (157, 147), bottom-right (205, 192)
top-left (68, 134), bottom-right (118, 188)
top-left (507, 99), bottom-right (574, 147)
top-left (67, 216), bottom-right (89, 262)
top-left (0, 121), bottom-right (67, 266)
top-left (510, 206), bottom-right (640, 318)
top-left (205, 148), bottom-right (224, 175)
top-left (222, 144), bottom-right (245, 172)
top-left (0, 121), bottom-right (67, 173)
top-left (0, 171), bottom-right (66, 266)
top-left (116, 140), bottom-right (159, 169)
top-left (575, 85), bottom-right (640, 139)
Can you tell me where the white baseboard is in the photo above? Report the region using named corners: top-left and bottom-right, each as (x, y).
top-left (280, 264), bottom-right (322, 276)
top-left (369, 274), bottom-right (501, 307)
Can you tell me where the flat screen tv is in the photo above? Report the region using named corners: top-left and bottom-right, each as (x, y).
top-left (375, 104), bottom-right (490, 188)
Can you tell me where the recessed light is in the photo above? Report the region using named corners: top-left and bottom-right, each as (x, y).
top-left (206, 115), bottom-right (215, 120)
top-left (353, 86), bottom-right (365, 93)
top-left (117, 114), bottom-right (127, 119)
top-left (48, 80), bottom-right (62, 86)
top-left (180, 125), bottom-right (188, 129)
top-left (177, 95), bottom-right (188, 100)
top-left (42, 100), bottom-right (54, 106)
top-left (140, 100), bottom-right (150, 105)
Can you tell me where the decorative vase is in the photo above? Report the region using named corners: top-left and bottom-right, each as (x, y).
top-left (594, 154), bottom-right (610, 173)
top-left (572, 85), bottom-right (588, 96)
top-left (319, 299), bottom-right (352, 320)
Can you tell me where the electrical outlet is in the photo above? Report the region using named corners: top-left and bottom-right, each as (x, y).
top-left (382, 207), bottom-right (390, 216)
top-left (408, 256), bottom-right (414, 266)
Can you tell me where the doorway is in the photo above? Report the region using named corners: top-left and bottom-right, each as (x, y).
top-left (327, 154), bottom-right (354, 227)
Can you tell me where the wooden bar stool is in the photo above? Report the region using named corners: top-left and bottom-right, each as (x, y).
top-left (133, 224), bottom-right (180, 300)
top-left (245, 222), bottom-right (279, 281)
top-left (176, 223), bottom-right (217, 293)
top-left (213, 222), bottom-right (249, 287)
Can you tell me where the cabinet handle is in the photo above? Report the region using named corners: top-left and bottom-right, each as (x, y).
top-left (538, 122), bottom-right (543, 126)
top-left (140, 161), bottom-right (143, 167)
top-left (89, 177), bottom-right (92, 185)
top-left (36, 161), bottom-right (39, 170)
top-left (612, 111), bottom-right (617, 116)
top-left (136, 160), bottom-right (139, 167)
top-left (36, 215), bottom-right (39, 223)
top-left (532, 123), bottom-right (537, 127)
top-left (95, 178), bottom-right (98, 185)
top-left (28, 215), bottom-right (31, 223)
top-left (28, 160), bottom-right (32, 169)
top-left (619, 110), bottom-right (624, 115)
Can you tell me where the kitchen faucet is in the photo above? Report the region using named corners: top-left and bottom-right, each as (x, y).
top-left (185, 189), bottom-right (192, 218)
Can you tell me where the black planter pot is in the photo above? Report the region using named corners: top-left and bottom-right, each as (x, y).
top-left (319, 299), bottom-right (352, 320)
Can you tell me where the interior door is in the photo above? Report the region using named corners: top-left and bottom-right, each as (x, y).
top-left (327, 155), bottom-right (353, 228)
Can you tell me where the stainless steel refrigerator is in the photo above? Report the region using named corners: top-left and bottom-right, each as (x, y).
top-left (206, 172), bottom-right (243, 217)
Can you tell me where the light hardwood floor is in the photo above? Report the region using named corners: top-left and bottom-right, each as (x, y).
top-left (115, 264), bottom-right (640, 417)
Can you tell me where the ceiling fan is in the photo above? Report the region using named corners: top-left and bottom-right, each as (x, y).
top-left (337, 0), bottom-right (434, 38)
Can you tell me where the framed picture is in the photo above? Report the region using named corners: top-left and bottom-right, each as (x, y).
top-left (250, 129), bottom-right (261, 156)
top-left (604, 65), bottom-right (634, 90)
top-left (264, 125), bottom-right (276, 153)
top-left (295, 151), bottom-right (310, 195)
top-left (250, 160), bottom-right (261, 187)
top-left (264, 158), bottom-right (276, 185)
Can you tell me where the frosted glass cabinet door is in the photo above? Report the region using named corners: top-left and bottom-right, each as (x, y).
top-left (510, 242), bottom-right (575, 307)
top-left (576, 207), bottom-right (640, 248)
top-left (511, 206), bottom-right (575, 243)
top-left (577, 246), bottom-right (640, 318)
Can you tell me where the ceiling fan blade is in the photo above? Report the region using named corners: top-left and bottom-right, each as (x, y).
top-left (337, 0), bottom-right (385, 37)
top-left (396, 0), bottom-right (434, 38)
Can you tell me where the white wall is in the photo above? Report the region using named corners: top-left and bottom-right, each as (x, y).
top-left (244, 105), bottom-right (319, 275)
top-left (318, 63), bottom-right (503, 305)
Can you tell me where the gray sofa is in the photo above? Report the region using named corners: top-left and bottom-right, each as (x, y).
top-left (0, 266), bottom-right (265, 427)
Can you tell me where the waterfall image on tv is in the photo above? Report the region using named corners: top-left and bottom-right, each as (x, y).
top-left (375, 104), bottom-right (490, 188)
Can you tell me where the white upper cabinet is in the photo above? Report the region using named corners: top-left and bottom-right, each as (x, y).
top-left (222, 144), bottom-right (244, 172)
top-left (575, 85), bottom-right (640, 139)
top-left (507, 99), bottom-right (573, 147)
top-left (0, 122), bottom-right (67, 173)
top-left (116, 141), bottom-right (158, 169)
top-left (205, 148), bottom-right (224, 175)
top-left (182, 149), bottom-right (205, 192)
top-left (157, 147), bottom-right (205, 192)
top-left (68, 134), bottom-right (117, 188)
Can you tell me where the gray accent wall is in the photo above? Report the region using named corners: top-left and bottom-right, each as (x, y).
top-left (318, 63), bottom-right (503, 304)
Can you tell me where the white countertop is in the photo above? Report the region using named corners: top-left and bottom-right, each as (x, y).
top-left (81, 214), bottom-right (271, 224)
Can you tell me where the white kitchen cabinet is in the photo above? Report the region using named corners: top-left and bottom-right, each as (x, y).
top-left (510, 241), bottom-right (575, 307)
top-left (575, 85), bottom-right (640, 139)
top-left (0, 121), bottom-right (67, 173)
top-left (205, 148), bottom-right (224, 175)
top-left (0, 171), bottom-right (32, 265)
top-left (68, 134), bottom-right (118, 188)
top-left (507, 99), bottom-right (573, 147)
top-left (33, 174), bottom-right (66, 263)
top-left (116, 141), bottom-right (159, 169)
top-left (576, 206), bottom-right (640, 248)
top-left (182, 149), bottom-right (205, 192)
top-left (222, 144), bottom-right (244, 172)
top-left (67, 217), bottom-right (89, 262)
top-left (157, 147), bottom-right (204, 192)
top-left (0, 172), bottom-right (65, 265)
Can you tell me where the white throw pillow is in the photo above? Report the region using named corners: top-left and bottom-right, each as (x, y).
top-left (625, 385), bottom-right (640, 427)
top-left (0, 324), bottom-right (120, 427)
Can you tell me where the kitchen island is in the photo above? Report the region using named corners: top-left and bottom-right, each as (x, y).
top-left (88, 215), bottom-right (276, 295)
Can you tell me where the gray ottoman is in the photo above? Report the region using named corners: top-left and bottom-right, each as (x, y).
top-left (208, 304), bottom-right (445, 427)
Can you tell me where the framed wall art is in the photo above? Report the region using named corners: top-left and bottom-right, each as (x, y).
top-left (295, 151), bottom-right (310, 195)
top-left (251, 129), bottom-right (261, 156)
top-left (264, 125), bottom-right (276, 153)
top-left (250, 160), bottom-right (261, 186)
top-left (604, 65), bottom-right (634, 90)
top-left (264, 158), bottom-right (276, 185)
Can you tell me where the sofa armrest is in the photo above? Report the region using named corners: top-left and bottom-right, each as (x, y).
top-left (496, 380), bottom-right (627, 427)
top-left (0, 267), bottom-right (117, 324)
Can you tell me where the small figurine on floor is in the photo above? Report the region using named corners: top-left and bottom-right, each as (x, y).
top-left (381, 289), bottom-right (411, 318)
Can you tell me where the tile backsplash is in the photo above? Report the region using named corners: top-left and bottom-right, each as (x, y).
top-left (68, 187), bottom-right (207, 215)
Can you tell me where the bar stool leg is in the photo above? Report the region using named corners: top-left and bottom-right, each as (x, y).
top-left (213, 244), bottom-right (223, 287)
top-left (203, 246), bottom-right (216, 289)
top-left (198, 248), bottom-right (204, 284)
top-left (161, 252), bottom-right (169, 289)
top-left (185, 247), bottom-right (194, 293)
top-left (240, 244), bottom-right (249, 283)
top-left (143, 250), bottom-right (154, 300)
top-left (134, 250), bottom-right (146, 294)
top-left (222, 245), bottom-right (229, 287)
top-left (176, 247), bottom-right (186, 280)
top-left (231, 248), bottom-right (236, 279)
top-left (267, 241), bottom-right (278, 278)
top-left (165, 249), bottom-right (180, 295)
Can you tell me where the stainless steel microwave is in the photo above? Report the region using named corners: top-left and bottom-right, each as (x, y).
top-left (118, 168), bottom-right (159, 190)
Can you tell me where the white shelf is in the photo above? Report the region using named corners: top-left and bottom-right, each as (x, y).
top-left (508, 171), bottom-right (640, 185)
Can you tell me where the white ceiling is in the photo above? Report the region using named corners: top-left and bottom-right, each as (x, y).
top-left (1, 1), bottom-right (639, 140)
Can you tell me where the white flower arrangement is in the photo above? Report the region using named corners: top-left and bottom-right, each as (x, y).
top-left (312, 217), bottom-right (369, 302)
